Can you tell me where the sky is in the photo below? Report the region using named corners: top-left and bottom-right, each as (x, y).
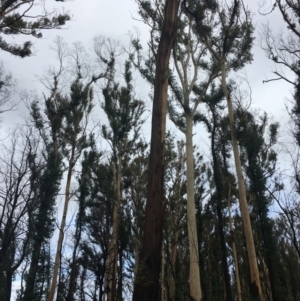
top-left (1, 0), bottom-right (298, 299)
top-left (1, 0), bottom-right (296, 144)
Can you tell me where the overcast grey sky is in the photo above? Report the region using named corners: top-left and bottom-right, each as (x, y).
top-left (0, 0), bottom-right (294, 128)
top-left (0, 0), bottom-right (295, 141)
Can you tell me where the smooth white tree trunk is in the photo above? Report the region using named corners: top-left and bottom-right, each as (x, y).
top-left (48, 144), bottom-right (75, 301)
top-left (185, 115), bottom-right (202, 301)
top-left (221, 59), bottom-right (263, 301)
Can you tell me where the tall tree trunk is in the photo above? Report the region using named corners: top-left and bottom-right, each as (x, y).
top-left (210, 111), bottom-right (233, 301)
top-left (132, 1), bottom-right (180, 300)
top-left (185, 115), bottom-right (202, 301)
top-left (48, 144), bottom-right (76, 301)
top-left (227, 181), bottom-right (242, 301)
top-left (221, 59), bottom-right (263, 301)
top-left (23, 232), bottom-right (44, 301)
top-left (161, 241), bottom-right (165, 301)
top-left (107, 159), bottom-right (122, 301)
top-left (117, 245), bottom-right (123, 301)
top-left (66, 190), bottom-right (84, 301)
top-left (167, 224), bottom-right (178, 301)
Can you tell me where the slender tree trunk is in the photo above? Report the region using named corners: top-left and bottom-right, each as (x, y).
top-left (210, 111), bottom-right (233, 301)
top-left (185, 115), bottom-right (202, 301)
top-left (23, 230), bottom-right (44, 301)
top-left (132, 1), bottom-right (180, 300)
top-left (227, 181), bottom-right (242, 301)
top-left (66, 194), bottom-right (84, 301)
top-left (107, 159), bottom-right (122, 301)
top-left (167, 225), bottom-right (178, 301)
top-left (117, 246), bottom-right (123, 301)
top-left (161, 241), bottom-right (165, 301)
top-left (134, 234), bottom-right (139, 280)
top-left (48, 144), bottom-right (76, 301)
top-left (221, 59), bottom-right (263, 301)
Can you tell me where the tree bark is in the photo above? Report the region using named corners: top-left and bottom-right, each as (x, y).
top-left (185, 115), bottom-right (202, 301)
top-left (48, 144), bottom-right (76, 301)
top-left (227, 181), bottom-right (242, 301)
top-left (66, 184), bottom-right (85, 301)
top-left (132, 1), bottom-right (180, 301)
top-left (161, 240), bottom-right (165, 301)
top-left (221, 59), bottom-right (263, 301)
top-left (107, 158), bottom-right (122, 301)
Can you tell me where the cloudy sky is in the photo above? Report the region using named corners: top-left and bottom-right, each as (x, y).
top-left (1, 0), bottom-right (295, 125)
top-left (1, 0), bottom-right (296, 151)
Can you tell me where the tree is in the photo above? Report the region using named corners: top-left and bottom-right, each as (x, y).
top-left (235, 108), bottom-right (287, 301)
top-left (132, 1), bottom-right (180, 301)
top-left (65, 146), bottom-right (100, 301)
top-left (0, 0), bottom-right (70, 57)
top-left (122, 141), bottom-right (149, 291)
top-left (131, 8), bottom-right (215, 298)
top-left (0, 127), bottom-right (40, 301)
top-left (48, 80), bottom-right (95, 301)
top-left (199, 85), bottom-right (234, 301)
top-left (260, 0), bottom-right (300, 268)
top-left (167, 13), bottom-right (224, 300)
top-left (164, 139), bottom-right (187, 301)
top-left (48, 39), bottom-right (114, 301)
top-left (101, 59), bottom-right (146, 301)
top-left (23, 67), bottom-right (65, 301)
top-left (184, 1), bottom-right (263, 300)
top-left (80, 160), bottom-right (115, 301)
top-left (260, 0), bottom-right (300, 85)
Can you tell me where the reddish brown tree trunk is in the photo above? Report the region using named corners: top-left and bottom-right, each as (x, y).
top-left (132, 1), bottom-right (180, 301)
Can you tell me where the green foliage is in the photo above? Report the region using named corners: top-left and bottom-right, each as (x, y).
top-left (185, 0), bottom-right (254, 71)
top-left (0, 0), bottom-right (70, 57)
top-left (236, 109), bottom-right (287, 301)
top-left (101, 60), bottom-right (146, 158)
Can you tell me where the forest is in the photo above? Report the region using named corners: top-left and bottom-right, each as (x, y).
top-left (0, 0), bottom-right (300, 301)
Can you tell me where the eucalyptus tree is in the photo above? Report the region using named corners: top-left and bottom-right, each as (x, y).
top-left (23, 37), bottom-right (114, 301)
top-left (48, 79), bottom-right (95, 301)
top-left (23, 50), bottom-right (67, 301)
top-left (198, 85), bottom-right (235, 301)
top-left (235, 108), bottom-right (287, 301)
top-left (101, 59), bottom-right (146, 301)
top-left (131, 1), bottom-right (180, 301)
top-left (121, 140), bottom-right (149, 293)
top-left (166, 13), bottom-right (225, 300)
top-left (80, 160), bottom-right (115, 301)
top-left (131, 2), bottom-right (216, 299)
top-left (48, 40), bottom-right (115, 301)
top-left (184, 1), bottom-right (262, 299)
top-left (163, 139), bottom-right (187, 301)
top-left (65, 146), bottom-right (101, 301)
